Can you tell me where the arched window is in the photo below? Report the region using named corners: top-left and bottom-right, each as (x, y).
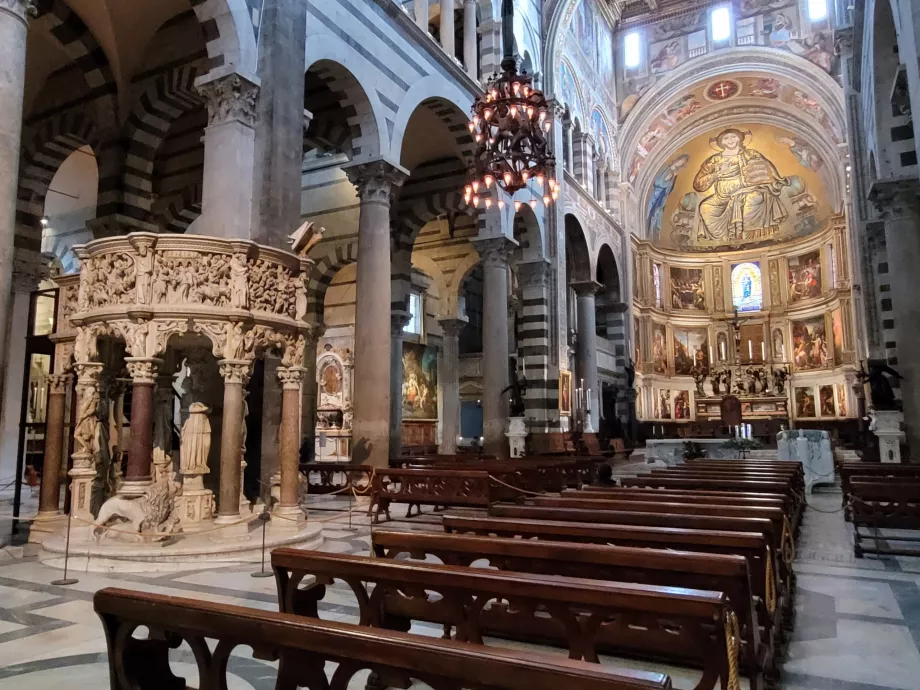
top-left (731, 262), bottom-right (763, 312)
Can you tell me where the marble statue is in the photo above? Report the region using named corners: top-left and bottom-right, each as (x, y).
top-left (135, 244), bottom-right (154, 304)
top-left (230, 253), bottom-right (250, 309)
top-left (180, 403), bottom-right (211, 476)
top-left (289, 221), bottom-right (325, 256)
top-left (294, 273), bottom-right (308, 321)
top-left (93, 477), bottom-right (183, 542)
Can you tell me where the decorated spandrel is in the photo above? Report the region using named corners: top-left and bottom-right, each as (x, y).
top-left (731, 262), bottom-right (763, 312)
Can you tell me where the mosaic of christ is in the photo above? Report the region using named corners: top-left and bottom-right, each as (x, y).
top-left (646, 124), bottom-right (831, 251)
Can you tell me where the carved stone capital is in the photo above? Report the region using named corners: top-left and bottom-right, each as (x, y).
top-left (73, 361), bottom-right (104, 384)
top-left (48, 373), bottom-right (72, 395)
top-left (834, 26), bottom-right (853, 56)
top-left (517, 259), bottom-right (551, 289)
top-left (218, 359), bottom-right (254, 386)
top-left (571, 280), bottom-right (602, 297)
top-left (344, 160), bottom-right (408, 204)
top-left (0, 0), bottom-right (36, 24)
top-left (472, 236), bottom-right (517, 268)
top-left (125, 358), bottom-right (162, 385)
top-left (197, 73), bottom-right (259, 128)
top-left (438, 317), bottom-right (468, 338)
top-left (277, 366), bottom-right (306, 390)
top-left (391, 310), bottom-right (411, 337)
top-left (868, 180), bottom-right (920, 220)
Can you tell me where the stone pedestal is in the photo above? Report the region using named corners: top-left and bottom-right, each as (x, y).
top-left (506, 417), bottom-right (527, 458)
top-left (870, 409), bottom-right (905, 463)
top-left (175, 475), bottom-right (215, 531)
top-left (345, 161), bottom-right (407, 467)
top-left (473, 236), bottom-right (516, 459)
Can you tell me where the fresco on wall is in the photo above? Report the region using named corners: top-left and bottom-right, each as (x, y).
top-left (402, 342), bottom-right (438, 420)
top-left (791, 316), bottom-right (827, 370)
top-left (598, 21), bottom-right (614, 78)
top-left (626, 78), bottom-right (839, 185)
top-left (559, 61), bottom-right (584, 120)
top-left (645, 124), bottom-right (831, 251)
top-left (673, 327), bottom-right (709, 375)
top-left (788, 250), bottom-right (822, 301)
top-left (591, 109), bottom-right (613, 159)
top-left (652, 322), bottom-right (668, 373)
top-left (616, 0), bottom-right (837, 119)
top-left (670, 268), bottom-right (705, 310)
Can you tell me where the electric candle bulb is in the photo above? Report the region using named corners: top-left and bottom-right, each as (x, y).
top-left (485, 198), bottom-right (492, 209)
top-left (484, 175), bottom-right (494, 187)
top-left (543, 195), bottom-right (551, 205)
top-left (497, 200), bottom-right (505, 209)
top-left (467, 122), bottom-right (475, 132)
top-left (484, 108), bottom-right (492, 120)
top-left (504, 172), bottom-right (513, 185)
top-left (536, 175), bottom-right (544, 187)
top-left (510, 106), bottom-right (518, 118)
top-left (472, 195), bottom-right (479, 206)
top-left (529, 199), bottom-right (537, 209)
top-left (514, 201), bottom-right (522, 212)
top-left (521, 171), bottom-right (529, 183)
top-left (472, 180), bottom-right (480, 192)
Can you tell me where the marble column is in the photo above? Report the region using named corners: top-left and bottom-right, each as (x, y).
top-left (216, 359), bottom-right (252, 522)
top-left (196, 73), bottom-right (260, 239)
top-left (122, 358), bottom-right (161, 495)
top-left (344, 161), bottom-right (407, 467)
top-left (463, 0), bottom-right (477, 79)
top-left (440, 0), bottom-right (455, 58)
top-left (573, 281), bottom-right (601, 432)
top-left (563, 119), bottom-right (573, 171)
top-left (414, 0), bottom-right (428, 30)
top-left (37, 373), bottom-right (71, 516)
top-left (473, 236), bottom-right (516, 458)
top-left (275, 366), bottom-right (306, 528)
top-left (389, 311), bottom-right (411, 460)
top-left (438, 318), bottom-right (466, 454)
top-left (870, 181), bottom-right (920, 456)
top-left (0, 1), bottom-right (32, 433)
top-left (69, 362), bottom-right (103, 521)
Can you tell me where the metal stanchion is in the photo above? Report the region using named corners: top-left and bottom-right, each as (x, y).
top-left (251, 509), bottom-right (273, 578)
top-left (50, 511), bottom-right (79, 586)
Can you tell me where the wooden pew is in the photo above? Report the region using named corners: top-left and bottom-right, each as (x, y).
top-left (372, 529), bottom-right (769, 687)
top-left (93, 588), bottom-right (670, 690)
top-left (851, 480), bottom-right (920, 557)
top-left (369, 468), bottom-right (490, 522)
top-left (564, 487), bottom-right (790, 513)
top-left (301, 462), bottom-right (372, 495)
top-left (839, 463), bottom-right (920, 519)
top-left (271, 549), bottom-right (742, 690)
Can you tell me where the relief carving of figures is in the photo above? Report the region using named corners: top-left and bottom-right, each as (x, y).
top-left (154, 320), bottom-right (189, 358)
top-left (134, 243), bottom-right (155, 305)
top-left (74, 326), bottom-right (100, 363)
top-left (248, 259), bottom-right (296, 316)
top-left (119, 321), bottom-right (151, 359)
top-left (74, 386), bottom-right (98, 458)
top-left (281, 334), bottom-right (306, 368)
top-left (60, 284), bottom-right (78, 321)
top-left (83, 253), bottom-right (137, 308)
top-left (230, 253), bottom-right (250, 309)
top-left (180, 403), bottom-right (211, 476)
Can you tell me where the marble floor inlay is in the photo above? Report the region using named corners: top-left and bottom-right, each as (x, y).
top-left (0, 488), bottom-right (917, 689)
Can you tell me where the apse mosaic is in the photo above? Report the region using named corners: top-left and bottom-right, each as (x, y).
top-left (645, 124), bottom-right (831, 251)
top-left (626, 78), bottom-right (839, 185)
top-left (617, 0), bottom-right (837, 121)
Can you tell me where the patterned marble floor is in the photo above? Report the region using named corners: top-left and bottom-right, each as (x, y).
top-left (0, 488), bottom-right (916, 689)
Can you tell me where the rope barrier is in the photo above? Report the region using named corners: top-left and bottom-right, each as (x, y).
top-left (723, 609), bottom-right (742, 690)
top-left (487, 474), bottom-right (543, 497)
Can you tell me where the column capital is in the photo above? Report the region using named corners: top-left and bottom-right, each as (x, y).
top-left (472, 236), bottom-right (517, 267)
top-left (48, 373), bottom-right (73, 395)
top-left (868, 179), bottom-right (920, 220)
top-left (391, 310), bottom-right (411, 337)
top-left (517, 258), bottom-right (551, 288)
top-left (125, 358), bottom-right (162, 385)
top-left (197, 73), bottom-right (259, 128)
top-left (218, 359), bottom-right (254, 385)
top-left (344, 160), bottom-right (409, 204)
top-left (73, 361), bottom-right (104, 384)
top-left (0, 0), bottom-right (35, 24)
top-left (571, 280), bottom-right (603, 297)
top-left (277, 366), bottom-right (307, 390)
top-left (438, 317), bottom-right (468, 338)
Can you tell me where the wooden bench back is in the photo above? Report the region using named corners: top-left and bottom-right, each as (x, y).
top-left (93, 588), bottom-right (671, 690)
top-left (565, 487), bottom-right (786, 508)
top-left (536, 496), bottom-right (786, 522)
top-left (621, 476), bottom-right (789, 494)
top-left (271, 549), bottom-right (735, 686)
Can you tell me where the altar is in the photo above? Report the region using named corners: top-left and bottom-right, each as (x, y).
top-left (644, 438), bottom-right (742, 465)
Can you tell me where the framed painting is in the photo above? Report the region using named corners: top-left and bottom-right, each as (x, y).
top-left (787, 250), bottom-right (822, 302)
top-left (791, 316), bottom-right (828, 370)
top-left (402, 342), bottom-right (438, 420)
top-left (670, 267), bottom-right (705, 310)
top-left (794, 387), bottom-right (816, 418)
top-left (559, 370), bottom-right (572, 416)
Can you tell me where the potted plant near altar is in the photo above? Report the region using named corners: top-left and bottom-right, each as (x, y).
top-left (722, 437), bottom-right (762, 460)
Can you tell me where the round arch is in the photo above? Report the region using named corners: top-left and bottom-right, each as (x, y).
top-left (446, 250), bottom-right (483, 320)
top-left (564, 213), bottom-right (591, 282)
top-left (596, 242), bottom-right (621, 301)
top-left (304, 55), bottom-right (387, 162)
top-left (190, 0), bottom-right (259, 79)
top-left (391, 77), bottom-right (473, 161)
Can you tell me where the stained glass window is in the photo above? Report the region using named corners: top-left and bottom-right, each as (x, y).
top-left (731, 262), bottom-right (763, 312)
top-left (652, 263), bottom-right (662, 307)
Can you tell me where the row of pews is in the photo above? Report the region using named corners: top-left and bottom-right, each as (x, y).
top-left (93, 455), bottom-right (802, 690)
top-left (838, 461), bottom-right (920, 557)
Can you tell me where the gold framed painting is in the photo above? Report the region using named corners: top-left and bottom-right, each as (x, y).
top-left (559, 370), bottom-right (572, 416)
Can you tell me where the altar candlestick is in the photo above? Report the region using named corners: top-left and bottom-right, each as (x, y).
top-left (720, 341), bottom-right (726, 360)
top-left (709, 345), bottom-right (714, 363)
top-left (761, 342), bottom-right (766, 361)
top-left (781, 344), bottom-right (785, 361)
top-left (586, 389), bottom-right (592, 412)
top-left (748, 341), bottom-right (753, 360)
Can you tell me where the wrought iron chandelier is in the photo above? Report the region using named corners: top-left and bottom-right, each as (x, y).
top-left (464, 0), bottom-right (557, 210)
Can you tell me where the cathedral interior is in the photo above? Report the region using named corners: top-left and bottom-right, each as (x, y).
top-left (0, 0), bottom-right (918, 688)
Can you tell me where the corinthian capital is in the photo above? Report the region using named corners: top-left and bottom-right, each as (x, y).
top-left (344, 160), bottom-right (408, 204)
top-left (277, 366), bottom-right (306, 390)
top-left (197, 73), bottom-right (259, 127)
top-left (472, 236), bottom-right (517, 267)
top-left (0, 0), bottom-right (36, 23)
